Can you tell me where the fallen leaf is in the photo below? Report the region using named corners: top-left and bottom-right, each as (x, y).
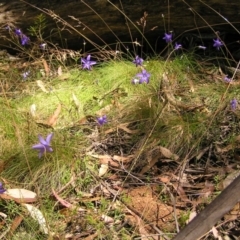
top-left (99, 164), bottom-right (108, 177)
top-left (159, 146), bottom-right (179, 161)
top-left (87, 154), bottom-right (130, 167)
top-left (57, 66), bottom-right (62, 76)
top-left (186, 211), bottom-right (197, 224)
top-left (99, 157), bottom-right (119, 167)
top-left (158, 175), bottom-right (171, 183)
top-left (47, 104), bottom-right (61, 126)
top-left (9, 215), bottom-right (23, 236)
top-left (36, 80), bottom-right (49, 93)
top-left (172, 184), bottom-right (190, 202)
top-left (72, 93), bottom-right (81, 110)
top-left (83, 232), bottom-right (98, 240)
top-left (30, 104), bottom-right (37, 118)
top-left (222, 171), bottom-right (240, 189)
top-left (0, 189), bottom-right (37, 203)
top-left (113, 155), bottom-right (133, 163)
top-left (23, 204), bottom-right (49, 234)
top-left (117, 123), bottom-right (139, 134)
top-left (211, 226), bottom-right (220, 239)
top-left (42, 59), bottom-right (50, 77)
top-left (52, 189), bottom-right (72, 208)
top-left (101, 214), bottom-right (114, 224)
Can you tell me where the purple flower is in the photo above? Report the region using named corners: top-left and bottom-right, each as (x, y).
top-left (163, 33), bottom-right (172, 43)
top-left (97, 115), bottom-right (107, 126)
top-left (15, 28), bottom-right (22, 36)
top-left (224, 75), bottom-right (232, 83)
top-left (230, 99), bottom-right (237, 111)
top-left (0, 182), bottom-right (6, 194)
top-left (23, 71), bottom-right (30, 79)
top-left (20, 34), bottom-right (30, 46)
top-left (213, 39), bottom-right (223, 50)
top-left (136, 69), bottom-right (150, 84)
top-left (175, 43), bottom-right (182, 50)
top-left (198, 45), bottom-right (207, 50)
top-left (40, 43), bottom-right (47, 50)
top-left (81, 55), bottom-right (97, 70)
top-left (32, 133), bottom-right (53, 158)
top-left (133, 56), bottom-right (143, 67)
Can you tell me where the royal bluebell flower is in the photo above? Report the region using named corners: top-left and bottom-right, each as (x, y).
top-left (0, 182), bottom-right (6, 194)
top-left (136, 69), bottom-right (150, 84)
top-left (97, 115), bottom-right (107, 126)
top-left (40, 43), bottom-right (47, 50)
top-left (198, 45), bottom-right (207, 50)
top-left (131, 78), bottom-right (140, 84)
top-left (224, 75), bottom-right (232, 83)
top-left (32, 133), bottom-right (53, 158)
top-left (20, 34), bottom-right (30, 46)
top-left (15, 28), bottom-right (22, 36)
top-left (230, 99), bottom-right (237, 111)
top-left (213, 39), bottom-right (223, 50)
top-left (22, 71), bottom-right (30, 79)
top-left (174, 43), bottom-right (182, 50)
top-left (163, 33), bottom-right (172, 43)
top-left (133, 56), bottom-right (143, 67)
top-left (81, 55), bottom-right (97, 70)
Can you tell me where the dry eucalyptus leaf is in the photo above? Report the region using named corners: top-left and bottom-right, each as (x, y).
top-left (42, 59), bottom-right (50, 77)
top-left (23, 204), bottom-right (49, 234)
top-left (99, 157), bottom-right (119, 167)
top-left (57, 66), bottom-right (62, 76)
top-left (30, 104), bottom-right (37, 118)
top-left (159, 146), bottom-right (179, 161)
top-left (72, 93), bottom-right (81, 110)
top-left (47, 104), bottom-right (62, 127)
top-left (0, 188), bottom-right (37, 203)
top-left (222, 171), bottom-right (240, 189)
top-left (36, 80), bottom-right (49, 93)
top-left (117, 123), bottom-right (139, 134)
top-left (99, 164), bottom-right (108, 177)
top-left (9, 215), bottom-right (23, 235)
top-left (113, 155), bottom-right (133, 163)
top-left (52, 189), bottom-right (72, 208)
top-left (211, 226), bottom-right (221, 239)
top-left (101, 214), bottom-right (114, 224)
top-left (186, 211), bottom-right (197, 224)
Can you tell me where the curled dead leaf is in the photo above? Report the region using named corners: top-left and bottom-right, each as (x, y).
top-left (23, 204), bottom-right (49, 234)
top-left (52, 189), bottom-right (72, 208)
top-left (99, 164), bottom-right (108, 177)
top-left (101, 214), bottom-right (114, 224)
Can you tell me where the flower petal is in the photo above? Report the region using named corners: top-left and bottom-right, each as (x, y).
top-left (38, 135), bottom-right (47, 145)
top-left (32, 143), bottom-right (44, 150)
top-left (46, 133), bottom-right (53, 145)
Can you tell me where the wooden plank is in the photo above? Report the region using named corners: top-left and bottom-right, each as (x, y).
top-left (172, 174), bottom-right (240, 240)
